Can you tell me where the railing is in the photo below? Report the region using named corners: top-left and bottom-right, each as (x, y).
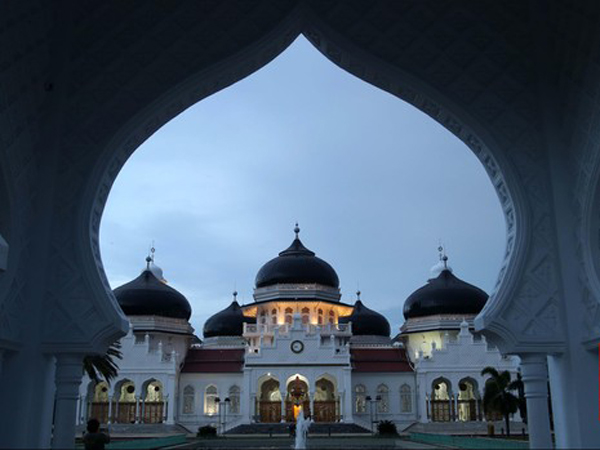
top-left (244, 322), bottom-right (351, 335)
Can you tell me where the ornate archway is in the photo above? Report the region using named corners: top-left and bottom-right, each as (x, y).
top-left (0, 2), bottom-right (598, 447)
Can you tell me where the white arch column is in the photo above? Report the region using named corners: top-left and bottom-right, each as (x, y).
top-left (519, 354), bottom-right (552, 449)
top-left (52, 354), bottom-right (84, 449)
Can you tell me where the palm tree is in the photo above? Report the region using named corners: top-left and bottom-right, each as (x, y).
top-left (481, 366), bottom-right (521, 437)
top-left (83, 340), bottom-right (123, 384)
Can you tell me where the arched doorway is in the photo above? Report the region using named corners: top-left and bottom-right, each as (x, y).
top-left (430, 378), bottom-right (452, 422)
top-left (313, 376), bottom-right (338, 422)
top-left (258, 377), bottom-right (282, 423)
top-left (114, 380), bottom-right (137, 424)
top-left (457, 378), bottom-right (480, 422)
top-left (141, 379), bottom-right (164, 424)
top-left (285, 375), bottom-right (310, 422)
top-left (88, 381), bottom-right (110, 424)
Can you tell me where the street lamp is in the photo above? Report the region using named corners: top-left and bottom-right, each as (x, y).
top-left (224, 397), bottom-right (231, 434)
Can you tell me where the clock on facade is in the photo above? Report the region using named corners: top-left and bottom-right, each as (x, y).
top-left (290, 340), bottom-right (304, 354)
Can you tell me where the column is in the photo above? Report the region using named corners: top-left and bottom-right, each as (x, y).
top-left (342, 368), bottom-right (353, 422)
top-left (52, 354), bottom-right (84, 449)
top-left (109, 392), bottom-right (115, 424)
top-left (520, 354), bottom-right (552, 449)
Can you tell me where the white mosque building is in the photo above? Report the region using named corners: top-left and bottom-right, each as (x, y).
top-left (77, 226), bottom-right (520, 432)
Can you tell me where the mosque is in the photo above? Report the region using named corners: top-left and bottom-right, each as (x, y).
top-left (77, 226), bottom-right (520, 432)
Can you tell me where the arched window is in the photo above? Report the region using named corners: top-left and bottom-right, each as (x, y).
top-left (204, 385), bottom-right (219, 415)
top-left (260, 311), bottom-right (266, 324)
top-left (183, 385), bottom-right (195, 414)
top-left (318, 309), bottom-right (324, 325)
top-left (285, 307), bottom-right (293, 324)
top-left (329, 310), bottom-right (335, 324)
top-left (93, 381), bottom-right (109, 402)
top-left (354, 384), bottom-right (367, 413)
top-left (228, 385), bottom-right (240, 414)
top-left (377, 384), bottom-right (389, 413)
top-left (271, 308), bottom-right (278, 324)
top-left (119, 381), bottom-right (136, 402)
top-left (144, 380), bottom-right (163, 402)
top-left (400, 384), bottom-right (412, 413)
top-left (301, 307), bottom-right (310, 324)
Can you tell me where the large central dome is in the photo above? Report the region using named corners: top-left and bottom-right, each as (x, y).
top-left (255, 225), bottom-right (339, 289)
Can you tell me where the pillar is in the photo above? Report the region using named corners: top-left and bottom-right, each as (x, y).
top-left (520, 354), bottom-right (552, 449)
top-left (52, 354), bottom-right (84, 449)
top-left (342, 368), bottom-right (353, 422)
top-left (108, 392), bottom-right (114, 424)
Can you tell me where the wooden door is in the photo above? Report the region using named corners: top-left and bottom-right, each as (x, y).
top-left (115, 402), bottom-right (136, 423)
top-left (89, 402), bottom-right (109, 423)
top-left (259, 401), bottom-right (281, 423)
top-left (431, 400), bottom-right (451, 422)
top-left (313, 401), bottom-right (336, 422)
top-left (142, 402), bottom-right (164, 423)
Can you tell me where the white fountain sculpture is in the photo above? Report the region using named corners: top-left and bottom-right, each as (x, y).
top-left (294, 408), bottom-right (311, 450)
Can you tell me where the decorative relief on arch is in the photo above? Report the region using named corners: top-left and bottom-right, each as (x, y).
top-left (302, 10), bottom-right (565, 351)
top-left (64, 3), bottom-right (567, 353)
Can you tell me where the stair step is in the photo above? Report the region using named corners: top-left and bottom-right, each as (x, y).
top-left (225, 422), bottom-right (371, 435)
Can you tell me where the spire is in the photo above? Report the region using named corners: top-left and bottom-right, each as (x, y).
top-left (430, 244), bottom-right (452, 278)
top-left (356, 290), bottom-right (361, 300)
top-left (294, 222), bottom-right (300, 239)
top-left (232, 290), bottom-right (238, 302)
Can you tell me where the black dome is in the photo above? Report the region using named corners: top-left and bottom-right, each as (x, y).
top-left (114, 270), bottom-right (192, 320)
top-left (255, 233), bottom-right (339, 289)
top-left (403, 269), bottom-right (488, 320)
top-left (203, 301), bottom-right (251, 338)
top-left (339, 300), bottom-right (391, 337)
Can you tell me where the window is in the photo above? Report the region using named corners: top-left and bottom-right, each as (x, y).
top-left (260, 312), bottom-right (266, 324)
top-left (302, 307), bottom-right (310, 324)
top-left (318, 309), bottom-right (323, 325)
top-left (377, 384), bottom-right (389, 413)
top-left (228, 385), bottom-right (240, 414)
top-left (329, 310), bottom-right (335, 324)
top-left (204, 385), bottom-right (219, 415)
top-left (285, 307), bottom-right (293, 324)
top-left (354, 385), bottom-right (366, 413)
top-left (400, 384), bottom-right (412, 413)
top-left (183, 385), bottom-right (195, 414)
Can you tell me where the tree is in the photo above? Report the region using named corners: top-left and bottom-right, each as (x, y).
top-left (83, 340), bottom-right (123, 384)
top-left (481, 366), bottom-right (520, 437)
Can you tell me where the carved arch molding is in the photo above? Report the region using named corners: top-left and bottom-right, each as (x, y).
top-left (0, 0), bottom-right (580, 353)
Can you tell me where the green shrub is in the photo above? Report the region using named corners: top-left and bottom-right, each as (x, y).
top-left (197, 425), bottom-right (217, 437)
top-left (377, 420), bottom-right (398, 436)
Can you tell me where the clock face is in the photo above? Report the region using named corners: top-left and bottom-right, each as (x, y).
top-left (291, 340), bottom-right (304, 354)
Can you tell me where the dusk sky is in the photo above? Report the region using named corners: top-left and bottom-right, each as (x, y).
top-left (100, 36), bottom-right (505, 335)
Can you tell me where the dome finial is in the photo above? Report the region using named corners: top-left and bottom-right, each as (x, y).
top-left (150, 241), bottom-right (156, 262)
top-left (232, 290), bottom-right (238, 301)
top-left (294, 222), bottom-right (300, 239)
top-left (145, 255), bottom-right (152, 270)
top-left (356, 290), bottom-right (361, 300)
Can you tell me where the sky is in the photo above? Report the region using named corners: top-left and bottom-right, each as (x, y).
top-left (100, 36), bottom-right (506, 335)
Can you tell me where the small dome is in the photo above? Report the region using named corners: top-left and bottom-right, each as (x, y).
top-left (255, 226), bottom-right (339, 289)
top-left (403, 269), bottom-right (488, 320)
top-left (339, 300), bottom-right (391, 337)
top-left (203, 301), bottom-right (250, 338)
top-left (114, 270), bottom-right (192, 320)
